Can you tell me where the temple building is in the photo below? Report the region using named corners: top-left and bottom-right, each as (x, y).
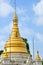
top-left (35, 51), bottom-right (42, 65)
top-left (0, 0), bottom-right (42, 65)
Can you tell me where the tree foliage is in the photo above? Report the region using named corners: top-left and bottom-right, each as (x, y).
top-left (42, 61), bottom-right (43, 65)
top-left (0, 50), bottom-right (3, 55)
top-left (21, 37), bottom-right (30, 54)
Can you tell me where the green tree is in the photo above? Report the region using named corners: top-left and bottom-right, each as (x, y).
top-left (42, 61), bottom-right (43, 65)
top-left (0, 50), bottom-right (3, 55)
top-left (21, 37), bottom-right (30, 54)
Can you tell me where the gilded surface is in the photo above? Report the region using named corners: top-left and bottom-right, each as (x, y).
top-left (36, 55), bottom-right (41, 61)
top-left (4, 10), bottom-right (28, 54)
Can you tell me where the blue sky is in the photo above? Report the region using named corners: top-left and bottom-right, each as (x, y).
top-left (0, 0), bottom-right (43, 59)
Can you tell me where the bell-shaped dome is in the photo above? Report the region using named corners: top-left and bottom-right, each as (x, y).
top-left (4, 10), bottom-right (28, 54)
top-left (36, 51), bottom-right (41, 61)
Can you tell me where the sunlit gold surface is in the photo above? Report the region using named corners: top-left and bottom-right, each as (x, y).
top-left (36, 51), bottom-right (41, 61)
top-left (3, 51), bottom-right (8, 58)
top-left (4, 10), bottom-right (28, 54)
top-left (36, 55), bottom-right (41, 61)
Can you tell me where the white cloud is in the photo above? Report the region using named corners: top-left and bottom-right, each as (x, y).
top-left (33, 0), bottom-right (43, 16)
top-left (0, 0), bottom-right (3, 3)
top-left (20, 26), bottom-right (35, 38)
top-left (0, 2), bottom-right (14, 17)
top-left (33, 0), bottom-right (43, 26)
top-left (21, 28), bottom-right (31, 36)
top-left (0, 41), bottom-right (5, 50)
top-left (33, 16), bottom-right (43, 26)
top-left (17, 8), bottom-right (27, 15)
top-left (0, 1), bottom-right (27, 18)
top-left (4, 0), bottom-right (11, 3)
top-left (22, 27), bottom-right (43, 43)
top-left (0, 21), bottom-right (13, 34)
top-left (0, 0), bottom-right (28, 18)
top-left (21, 16), bottom-right (30, 22)
top-left (36, 33), bottom-right (43, 43)
top-left (0, 21), bottom-right (13, 49)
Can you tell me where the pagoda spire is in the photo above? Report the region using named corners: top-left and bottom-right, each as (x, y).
top-left (14, 0), bottom-right (16, 11)
top-left (13, 0), bottom-right (18, 23)
top-left (4, 0), bottom-right (28, 54)
top-left (36, 51), bottom-right (41, 61)
top-left (12, 0), bottom-right (20, 38)
top-left (14, 0), bottom-right (16, 14)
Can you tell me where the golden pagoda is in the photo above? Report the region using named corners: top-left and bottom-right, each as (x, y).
top-left (3, 2), bottom-right (28, 56)
top-left (36, 51), bottom-right (41, 61)
top-left (3, 49), bottom-right (8, 58)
